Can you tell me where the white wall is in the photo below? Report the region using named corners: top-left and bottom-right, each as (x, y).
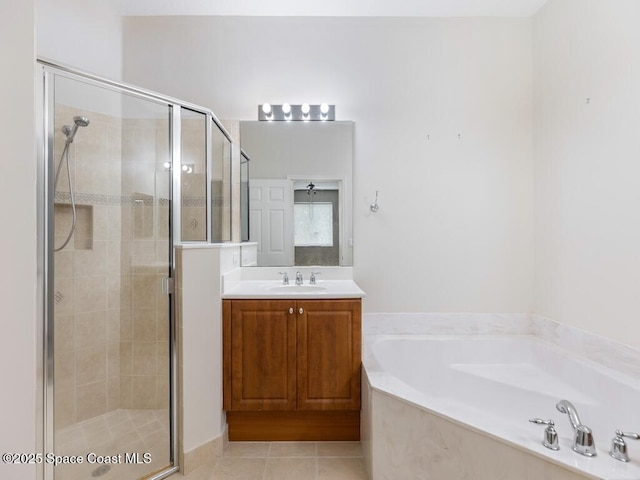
top-left (36, 0), bottom-right (122, 79)
top-left (0, 1), bottom-right (38, 479)
top-left (178, 246), bottom-right (241, 451)
top-left (533, 0), bottom-right (640, 349)
top-left (122, 16), bottom-right (534, 314)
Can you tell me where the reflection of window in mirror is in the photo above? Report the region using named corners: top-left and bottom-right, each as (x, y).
top-left (294, 203), bottom-right (334, 247)
top-left (294, 189), bottom-right (339, 266)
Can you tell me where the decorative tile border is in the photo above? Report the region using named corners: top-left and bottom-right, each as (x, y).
top-left (54, 191), bottom-right (170, 207)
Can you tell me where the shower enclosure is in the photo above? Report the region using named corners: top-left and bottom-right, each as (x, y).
top-left (37, 61), bottom-right (232, 480)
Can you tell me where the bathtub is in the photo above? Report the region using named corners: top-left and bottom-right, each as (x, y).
top-left (362, 318), bottom-right (640, 480)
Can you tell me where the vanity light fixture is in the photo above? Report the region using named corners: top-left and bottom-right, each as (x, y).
top-left (261, 103), bottom-right (273, 119)
top-left (258, 104), bottom-right (335, 121)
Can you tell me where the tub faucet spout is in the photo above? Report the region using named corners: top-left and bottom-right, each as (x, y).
top-left (556, 400), bottom-right (597, 457)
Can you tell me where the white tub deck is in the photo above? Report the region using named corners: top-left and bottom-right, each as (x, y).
top-left (362, 315), bottom-right (640, 480)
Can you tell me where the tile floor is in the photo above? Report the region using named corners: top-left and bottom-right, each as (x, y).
top-left (54, 408), bottom-right (171, 480)
top-left (180, 441), bottom-right (368, 480)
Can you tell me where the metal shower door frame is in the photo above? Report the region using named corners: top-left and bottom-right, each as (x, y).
top-left (36, 59), bottom-right (231, 480)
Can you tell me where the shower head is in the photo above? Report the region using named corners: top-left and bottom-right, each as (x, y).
top-left (63, 115), bottom-right (90, 143)
top-left (74, 116), bottom-right (90, 127)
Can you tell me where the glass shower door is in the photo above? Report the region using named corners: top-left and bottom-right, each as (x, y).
top-left (49, 72), bottom-right (173, 480)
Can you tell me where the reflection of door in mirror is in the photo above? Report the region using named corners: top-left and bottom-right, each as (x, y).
top-left (250, 179), bottom-right (294, 266)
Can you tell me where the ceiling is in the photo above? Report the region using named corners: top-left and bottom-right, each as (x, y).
top-left (116, 0), bottom-right (550, 17)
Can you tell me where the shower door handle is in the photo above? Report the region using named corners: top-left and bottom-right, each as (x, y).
top-left (162, 277), bottom-right (175, 295)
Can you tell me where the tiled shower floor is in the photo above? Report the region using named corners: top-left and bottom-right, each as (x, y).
top-left (180, 441), bottom-right (368, 480)
top-left (54, 409), bottom-right (170, 480)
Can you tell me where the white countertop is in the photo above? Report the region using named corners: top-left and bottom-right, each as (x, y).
top-left (222, 279), bottom-right (366, 299)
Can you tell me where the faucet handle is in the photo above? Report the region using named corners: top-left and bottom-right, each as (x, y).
top-left (610, 429), bottom-right (640, 462)
top-left (309, 271), bottom-right (321, 285)
top-left (529, 418), bottom-right (560, 451)
top-left (278, 271), bottom-right (289, 285)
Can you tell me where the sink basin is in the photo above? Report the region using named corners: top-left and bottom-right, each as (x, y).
top-left (269, 284), bottom-right (327, 293)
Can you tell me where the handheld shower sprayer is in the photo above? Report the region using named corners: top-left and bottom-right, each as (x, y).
top-left (54, 115), bottom-right (91, 251)
top-left (62, 116), bottom-right (90, 144)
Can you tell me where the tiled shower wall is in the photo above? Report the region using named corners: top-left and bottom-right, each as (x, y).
top-left (53, 106), bottom-right (170, 429)
top-left (53, 105), bottom-right (123, 427)
top-left (119, 117), bottom-right (170, 412)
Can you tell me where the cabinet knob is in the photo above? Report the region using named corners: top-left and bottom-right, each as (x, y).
top-left (289, 307), bottom-right (294, 314)
top-left (298, 307), bottom-right (304, 315)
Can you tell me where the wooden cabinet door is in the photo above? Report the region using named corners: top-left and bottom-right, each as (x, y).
top-left (296, 299), bottom-right (361, 411)
top-left (226, 299), bottom-right (297, 411)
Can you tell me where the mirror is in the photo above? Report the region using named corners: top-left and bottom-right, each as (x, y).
top-left (240, 121), bottom-right (353, 267)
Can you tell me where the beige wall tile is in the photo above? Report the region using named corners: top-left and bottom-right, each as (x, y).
top-left (54, 250), bottom-right (74, 279)
top-left (106, 240), bottom-right (121, 275)
top-left (106, 309), bottom-right (121, 343)
top-left (54, 388), bottom-right (76, 430)
top-left (132, 275), bottom-right (158, 309)
top-left (76, 381), bottom-right (107, 422)
top-left (131, 375), bottom-right (156, 409)
top-left (54, 314), bottom-right (75, 353)
top-left (133, 308), bottom-right (157, 341)
top-left (156, 341), bottom-right (169, 376)
top-left (75, 345), bottom-right (106, 386)
top-left (107, 342), bottom-right (120, 378)
top-left (132, 341), bottom-right (157, 376)
top-left (157, 375), bottom-right (170, 409)
top-left (53, 277), bottom-right (75, 315)
top-left (74, 241), bottom-right (106, 277)
top-left (120, 275), bottom-right (132, 310)
top-left (106, 376), bottom-right (120, 412)
top-left (119, 375), bottom-right (132, 409)
top-left (74, 310), bottom-right (106, 348)
top-left (93, 205), bottom-right (108, 241)
top-left (120, 341), bottom-right (133, 375)
top-left (119, 309), bottom-right (132, 342)
top-left (107, 274), bottom-right (122, 309)
top-left (54, 350), bottom-right (75, 393)
top-left (74, 275), bottom-right (106, 313)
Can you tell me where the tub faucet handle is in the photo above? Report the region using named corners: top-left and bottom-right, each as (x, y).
top-left (529, 418), bottom-right (560, 451)
top-left (610, 429), bottom-right (640, 462)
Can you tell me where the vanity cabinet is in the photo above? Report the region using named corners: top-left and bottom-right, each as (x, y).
top-left (222, 298), bottom-right (361, 441)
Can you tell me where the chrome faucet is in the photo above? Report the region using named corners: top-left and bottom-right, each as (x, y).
top-left (556, 400), bottom-right (596, 456)
top-left (278, 272), bottom-right (289, 285)
top-left (309, 271), bottom-right (321, 285)
top-left (295, 271), bottom-right (303, 285)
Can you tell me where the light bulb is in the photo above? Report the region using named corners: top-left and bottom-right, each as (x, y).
top-left (163, 162), bottom-right (171, 169)
top-left (320, 103), bottom-right (330, 114)
top-left (282, 103), bottom-right (292, 115)
top-left (182, 164), bottom-right (189, 172)
top-left (261, 103), bottom-right (272, 115)
top-left (301, 103), bottom-right (310, 115)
